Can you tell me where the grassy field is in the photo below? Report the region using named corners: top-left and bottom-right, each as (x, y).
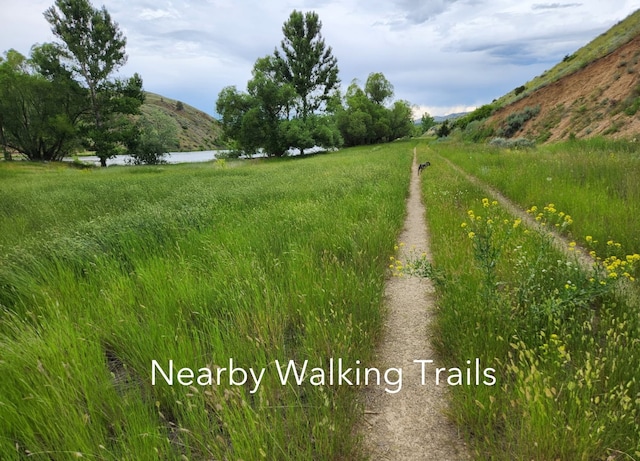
top-left (414, 139), bottom-right (640, 459)
top-left (3, 137), bottom-right (639, 460)
top-left (434, 138), bottom-right (640, 257)
top-left (0, 145), bottom-right (412, 459)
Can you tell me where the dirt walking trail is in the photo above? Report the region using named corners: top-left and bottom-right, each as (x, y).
top-left (361, 148), bottom-right (469, 460)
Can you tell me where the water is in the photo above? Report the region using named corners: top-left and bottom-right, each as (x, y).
top-left (75, 146), bottom-right (329, 166)
top-left (76, 150), bottom-right (223, 166)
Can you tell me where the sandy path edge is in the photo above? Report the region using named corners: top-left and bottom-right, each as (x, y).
top-left (360, 148), bottom-right (469, 460)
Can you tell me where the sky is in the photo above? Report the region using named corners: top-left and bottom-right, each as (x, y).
top-left (2, 0), bottom-right (639, 118)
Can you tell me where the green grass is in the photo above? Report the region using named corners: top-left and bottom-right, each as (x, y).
top-left (434, 138), bottom-right (640, 257)
top-left (0, 144), bottom-right (412, 459)
top-left (414, 139), bottom-right (640, 459)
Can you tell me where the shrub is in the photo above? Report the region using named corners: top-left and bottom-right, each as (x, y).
top-left (496, 105), bottom-right (540, 138)
top-left (488, 137), bottom-right (536, 149)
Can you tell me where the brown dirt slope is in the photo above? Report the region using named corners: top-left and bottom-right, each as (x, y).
top-left (487, 34), bottom-right (640, 142)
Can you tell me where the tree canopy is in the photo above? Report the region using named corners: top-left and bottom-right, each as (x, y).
top-left (273, 10), bottom-right (340, 121)
top-left (217, 10), bottom-right (342, 157)
top-left (44, 0), bottom-right (143, 166)
top-left (0, 47), bottom-right (85, 161)
top-left (216, 10), bottom-right (417, 157)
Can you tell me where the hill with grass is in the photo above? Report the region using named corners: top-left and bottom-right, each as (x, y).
top-left (482, 9), bottom-right (640, 142)
top-left (142, 92), bottom-right (224, 151)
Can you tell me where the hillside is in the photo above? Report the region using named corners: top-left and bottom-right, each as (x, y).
top-left (485, 9), bottom-right (640, 142)
top-left (142, 92), bottom-right (223, 151)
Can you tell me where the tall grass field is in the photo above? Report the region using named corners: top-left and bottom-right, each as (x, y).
top-left (415, 139), bottom-right (640, 460)
top-left (0, 146), bottom-right (411, 459)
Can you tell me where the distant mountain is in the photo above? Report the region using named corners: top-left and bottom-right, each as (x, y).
top-left (142, 92), bottom-right (223, 151)
top-left (484, 9), bottom-right (640, 142)
top-left (434, 112), bottom-right (469, 123)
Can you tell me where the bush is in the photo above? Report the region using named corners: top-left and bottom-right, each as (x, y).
top-left (496, 105), bottom-right (540, 138)
top-left (488, 137), bottom-right (536, 149)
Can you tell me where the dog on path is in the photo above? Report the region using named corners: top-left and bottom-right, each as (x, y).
top-left (418, 161), bottom-right (431, 175)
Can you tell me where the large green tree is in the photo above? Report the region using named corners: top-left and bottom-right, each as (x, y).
top-left (0, 47), bottom-right (86, 161)
top-left (216, 11), bottom-right (342, 157)
top-left (44, 0), bottom-right (143, 166)
top-left (273, 10), bottom-right (340, 121)
top-left (336, 74), bottom-right (414, 146)
top-left (365, 72), bottom-right (394, 106)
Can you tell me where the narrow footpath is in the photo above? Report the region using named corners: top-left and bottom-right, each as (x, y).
top-left (361, 148), bottom-right (469, 460)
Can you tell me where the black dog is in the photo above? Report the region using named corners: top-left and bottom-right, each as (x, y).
top-left (418, 161), bottom-right (431, 175)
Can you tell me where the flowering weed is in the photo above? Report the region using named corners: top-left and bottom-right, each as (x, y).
top-left (420, 154), bottom-right (640, 460)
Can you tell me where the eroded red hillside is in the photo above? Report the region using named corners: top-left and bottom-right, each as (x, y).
top-left (487, 34), bottom-right (640, 142)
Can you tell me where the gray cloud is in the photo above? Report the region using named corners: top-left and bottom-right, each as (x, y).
top-left (1, 0), bottom-right (637, 116)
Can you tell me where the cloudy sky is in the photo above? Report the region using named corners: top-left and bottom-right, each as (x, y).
top-left (2, 1), bottom-right (639, 117)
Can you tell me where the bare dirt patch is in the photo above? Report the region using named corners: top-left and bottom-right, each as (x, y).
top-left (360, 149), bottom-right (469, 460)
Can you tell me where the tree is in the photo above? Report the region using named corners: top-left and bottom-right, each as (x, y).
top-left (336, 76), bottom-right (412, 146)
top-left (365, 72), bottom-right (394, 106)
top-left (273, 10), bottom-right (340, 121)
top-left (420, 112), bottom-right (435, 134)
top-left (0, 47), bottom-right (85, 161)
top-left (128, 107), bottom-right (179, 165)
top-left (436, 120), bottom-right (451, 138)
top-left (44, 0), bottom-right (143, 166)
top-left (216, 13), bottom-right (343, 157)
top-left (388, 100), bottom-right (414, 139)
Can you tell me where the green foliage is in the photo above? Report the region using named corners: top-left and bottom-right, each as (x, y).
top-left (420, 112), bottom-right (436, 134)
top-left (0, 47), bottom-right (85, 161)
top-left (453, 103), bottom-right (496, 131)
top-left (419, 149), bottom-right (640, 459)
top-left (496, 105), bottom-right (540, 138)
top-left (129, 107), bottom-right (179, 165)
top-left (364, 72), bottom-right (394, 105)
top-left (436, 120), bottom-right (451, 138)
top-left (336, 78), bottom-right (414, 146)
top-left (435, 137), bottom-right (640, 273)
top-left (216, 12), bottom-right (341, 156)
top-left (458, 120), bottom-right (495, 143)
top-left (44, 0), bottom-right (143, 166)
top-left (273, 10), bottom-right (340, 120)
top-left (488, 137), bottom-right (536, 149)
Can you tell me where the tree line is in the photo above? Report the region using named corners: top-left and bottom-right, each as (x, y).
top-left (1, 3), bottom-right (423, 165)
top-left (216, 10), bottom-right (417, 157)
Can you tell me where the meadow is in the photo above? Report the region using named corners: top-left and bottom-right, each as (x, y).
top-left (2, 137), bottom-right (639, 460)
top-left (413, 139), bottom-right (640, 460)
top-left (436, 138), bottom-right (640, 256)
top-left (0, 146), bottom-right (412, 459)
